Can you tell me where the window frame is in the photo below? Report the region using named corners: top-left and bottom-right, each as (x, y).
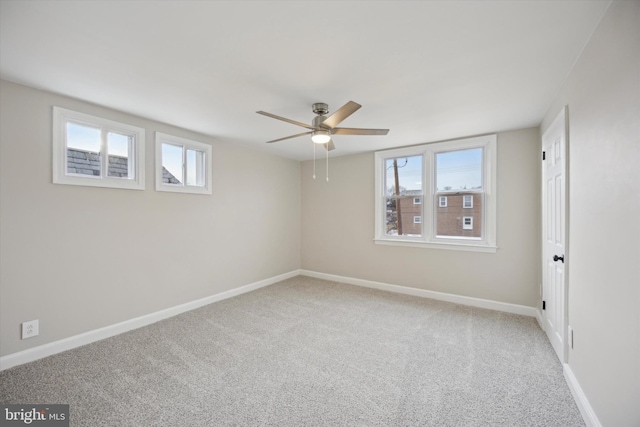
top-left (413, 216), bottom-right (422, 224)
top-left (52, 106), bottom-right (145, 190)
top-left (439, 196), bottom-right (448, 207)
top-left (463, 195), bottom-right (473, 208)
top-left (155, 132), bottom-right (212, 195)
top-left (413, 197), bottom-right (422, 205)
top-left (374, 134), bottom-right (497, 253)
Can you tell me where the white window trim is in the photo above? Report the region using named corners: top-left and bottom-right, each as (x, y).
top-left (463, 195), bottom-right (473, 208)
top-left (413, 216), bottom-right (422, 224)
top-left (52, 106), bottom-right (145, 190)
top-left (413, 197), bottom-right (422, 205)
top-left (155, 132), bottom-right (212, 195)
top-left (374, 134), bottom-right (497, 253)
top-left (439, 196), bottom-right (448, 207)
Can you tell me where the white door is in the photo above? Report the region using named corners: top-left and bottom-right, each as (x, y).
top-left (542, 107), bottom-right (567, 362)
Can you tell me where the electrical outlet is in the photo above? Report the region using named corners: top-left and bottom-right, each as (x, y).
top-left (568, 325), bottom-right (573, 349)
top-left (21, 319), bottom-right (39, 339)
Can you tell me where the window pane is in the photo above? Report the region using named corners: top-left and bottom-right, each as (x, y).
top-left (384, 155), bottom-right (422, 236)
top-left (436, 148), bottom-right (482, 191)
top-left (186, 149), bottom-right (205, 186)
top-left (385, 155), bottom-right (422, 195)
top-left (162, 143), bottom-right (183, 185)
top-left (436, 193), bottom-right (483, 239)
top-left (385, 194), bottom-right (423, 237)
top-left (435, 148), bottom-right (483, 239)
top-left (107, 132), bottom-right (133, 178)
top-left (66, 122), bottom-right (101, 176)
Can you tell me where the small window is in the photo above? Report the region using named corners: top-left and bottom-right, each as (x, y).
top-left (413, 197), bottom-right (422, 205)
top-left (52, 107), bottom-right (145, 190)
top-left (155, 133), bottom-right (212, 194)
top-left (463, 195), bottom-right (473, 208)
top-left (463, 217), bottom-right (473, 230)
top-left (413, 216), bottom-right (422, 224)
top-left (439, 196), bottom-right (447, 207)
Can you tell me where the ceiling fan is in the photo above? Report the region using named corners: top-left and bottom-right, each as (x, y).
top-left (257, 101), bottom-right (389, 151)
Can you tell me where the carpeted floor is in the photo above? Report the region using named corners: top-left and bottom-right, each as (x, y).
top-left (0, 276), bottom-right (584, 426)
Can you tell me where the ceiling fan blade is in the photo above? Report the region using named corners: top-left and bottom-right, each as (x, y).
top-left (319, 101), bottom-right (361, 129)
top-left (266, 131), bottom-right (312, 144)
top-left (332, 127), bottom-right (389, 136)
top-left (322, 140), bottom-right (336, 151)
top-left (257, 111), bottom-right (314, 130)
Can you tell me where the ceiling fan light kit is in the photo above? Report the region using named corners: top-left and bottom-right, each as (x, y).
top-left (311, 130), bottom-right (331, 144)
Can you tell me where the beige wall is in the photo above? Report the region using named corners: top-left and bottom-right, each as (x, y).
top-left (540, 1), bottom-right (640, 425)
top-left (0, 80), bottom-right (301, 357)
top-left (301, 127), bottom-right (541, 307)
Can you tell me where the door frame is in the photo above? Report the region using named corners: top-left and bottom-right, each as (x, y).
top-left (541, 105), bottom-right (570, 363)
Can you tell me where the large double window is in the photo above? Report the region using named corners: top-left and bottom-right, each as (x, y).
top-left (374, 135), bottom-right (497, 252)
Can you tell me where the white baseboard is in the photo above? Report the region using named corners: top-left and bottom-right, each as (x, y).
top-left (535, 308), bottom-right (544, 329)
top-left (564, 364), bottom-right (602, 427)
top-left (300, 270), bottom-right (537, 317)
top-left (0, 270), bottom-right (300, 371)
top-left (0, 269), bottom-right (542, 371)
top-left (4, 269), bottom-right (597, 426)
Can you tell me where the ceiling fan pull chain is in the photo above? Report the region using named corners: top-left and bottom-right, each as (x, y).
top-left (326, 144), bottom-right (329, 182)
top-left (313, 141), bottom-right (316, 180)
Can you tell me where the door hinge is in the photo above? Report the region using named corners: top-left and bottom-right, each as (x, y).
top-left (542, 151), bottom-right (546, 160)
top-left (542, 300), bottom-right (546, 310)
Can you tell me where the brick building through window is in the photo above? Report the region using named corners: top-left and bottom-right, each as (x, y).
top-left (436, 192), bottom-right (483, 238)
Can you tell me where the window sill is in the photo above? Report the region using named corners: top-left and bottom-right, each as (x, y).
top-left (53, 174), bottom-right (145, 190)
top-left (374, 238), bottom-right (497, 253)
top-left (156, 184), bottom-right (212, 195)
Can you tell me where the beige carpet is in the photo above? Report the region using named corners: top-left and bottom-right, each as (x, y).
top-left (0, 276), bottom-right (584, 426)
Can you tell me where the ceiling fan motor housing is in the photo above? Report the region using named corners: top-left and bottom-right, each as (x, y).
top-left (312, 115), bottom-right (328, 129)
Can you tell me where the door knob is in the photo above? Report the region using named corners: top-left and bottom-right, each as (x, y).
top-left (553, 255), bottom-right (564, 263)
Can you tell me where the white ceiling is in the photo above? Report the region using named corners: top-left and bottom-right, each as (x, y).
top-left (0, 1), bottom-right (610, 161)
